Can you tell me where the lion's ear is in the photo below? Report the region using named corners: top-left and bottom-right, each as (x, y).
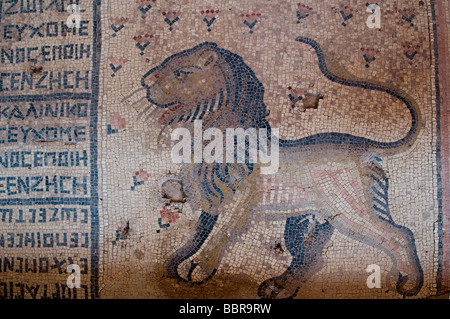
top-left (197, 51), bottom-right (218, 69)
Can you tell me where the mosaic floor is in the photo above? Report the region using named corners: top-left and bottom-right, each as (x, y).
top-left (0, 0), bottom-right (449, 299)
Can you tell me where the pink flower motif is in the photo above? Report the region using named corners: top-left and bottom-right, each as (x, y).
top-left (135, 169), bottom-right (151, 182)
top-left (110, 112), bottom-right (126, 130)
top-left (360, 47), bottom-right (379, 59)
top-left (133, 34), bottom-right (154, 44)
top-left (160, 206), bottom-right (180, 224)
top-left (201, 9), bottom-right (219, 18)
top-left (402, 43), bottom-right (420, 55)
top-left (136, 0), bottom-right (156, 6)
top-left (162, 11), bottom-right (180, 19)
top-left (108, 56), bottom-right (129, 66)
top-left (398, 8), bottom-right (415, 16)
top-left (288, 87), bottom-right (306, 98)
top-left (241, 12), bottom-right (261, 22)
top-left (110, 17), bottom-right (129, 25)
top-left (297, 3), bottom-right (313, 13)
top-left (340, 5), bottom-right (354, 15)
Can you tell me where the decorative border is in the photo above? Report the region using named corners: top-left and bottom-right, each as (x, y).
top-left (89, 0), bottom-right (101, 300)
top-left (431, 0), bottom-right (449, 294)
top-left (0, 0), bottom-right (102, 299)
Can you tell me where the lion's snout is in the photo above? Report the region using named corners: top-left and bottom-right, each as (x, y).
top-left (144, 81), bottom-right (174, 108)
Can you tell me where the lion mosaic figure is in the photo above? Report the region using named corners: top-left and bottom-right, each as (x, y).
top-left (139, 38), bottom-right (423, 298)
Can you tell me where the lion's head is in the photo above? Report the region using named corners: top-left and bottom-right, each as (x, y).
top-left (141, 42), bottom-right (271, 129)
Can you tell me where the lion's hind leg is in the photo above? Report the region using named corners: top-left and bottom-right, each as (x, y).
top-left (368, 159), bottom-right (424, 296)
top-left (312, 160), bottom-right (423, 296)
top-left (258, 214), bottom-right (334, 299)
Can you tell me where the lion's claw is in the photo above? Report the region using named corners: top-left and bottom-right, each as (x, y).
top-left (396, 272), bottom-right (423, 297)
top-left (163, 257), bottom-right (218, 286)
top-left (258, 276), bottom-right (299, 299)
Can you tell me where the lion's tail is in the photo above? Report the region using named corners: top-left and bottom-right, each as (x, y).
top-left (278, 37), bottom-right (421, 150)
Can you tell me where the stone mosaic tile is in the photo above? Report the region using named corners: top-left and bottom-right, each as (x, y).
top-left (0, 0), bottom-right (449, 299)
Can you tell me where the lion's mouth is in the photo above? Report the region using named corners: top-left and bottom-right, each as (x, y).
top-left (159, 104), bottom-right (184, 125)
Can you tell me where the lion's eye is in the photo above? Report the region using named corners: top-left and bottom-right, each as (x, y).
top-left (174, 69), bottom-right (193, 80)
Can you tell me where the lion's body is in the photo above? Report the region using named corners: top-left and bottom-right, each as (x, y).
top-left (255, 147), bottom-right (368, 214)
top-left (139, 39), bottom-right (424, 298)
